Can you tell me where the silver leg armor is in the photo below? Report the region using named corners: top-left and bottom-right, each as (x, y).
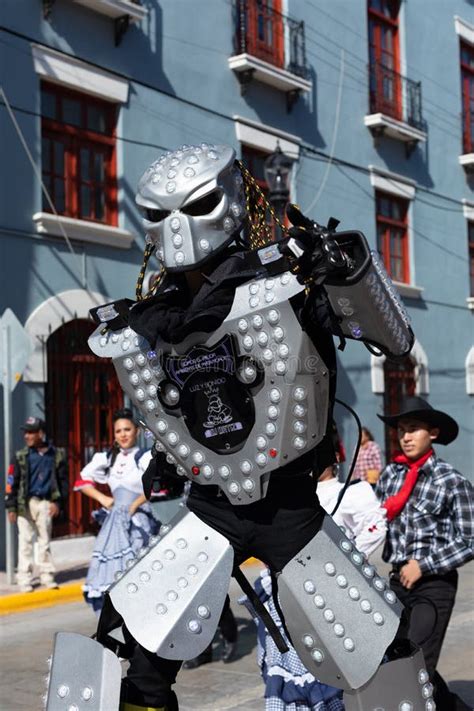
top-left (45, 632), bottom-right (121, 711)
top-left (344, 646), bottom-right (436, 711)
top-left (109, 506), bottom-right (234, 660)
top-left (278, 513), bottom-right (402, 690)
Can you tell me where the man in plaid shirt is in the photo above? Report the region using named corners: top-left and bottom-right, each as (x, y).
top-left (376, 395), bottom-right (473, 711)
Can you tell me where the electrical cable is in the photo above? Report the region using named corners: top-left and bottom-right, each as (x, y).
top-left (330, 397), bottom-right (362, 517)
top-left (303, 49), bottom-right (345, 214)
top-left (0, 86), bottom-right (85, 279)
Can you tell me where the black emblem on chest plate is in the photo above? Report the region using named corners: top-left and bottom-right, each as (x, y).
top-left (161, 335), bottom-right (256, 454)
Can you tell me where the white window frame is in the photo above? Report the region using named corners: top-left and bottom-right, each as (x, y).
top-left (369, 166), bottom-right (423, 297)
top-left (466, 347), bottom-right (474, 395)
top-left (31, 44), bottom-right (133, 247)
top-left (371, 339), bottom-right (429, 395)
top-left (23, 289), bottom-right (109, 383)
top-left (462, 201), bottom-right (474, 309)
top-left (234, 115), bottom-right (301, 200)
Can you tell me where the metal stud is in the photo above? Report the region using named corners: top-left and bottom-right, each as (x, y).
top-left (167, 590), bottom-right (178, 601)
top-left (156, 603), bottom-right (167, 615)
top-left (188, 619), bottom-right (202, 634)
top-left (324, 608), bottom-right (335, 623)
top-left (139, 572), bottom-right (151, 583)
top-left (57, 685), bottom-right (69, 698)
top-left (269, 388), bottom-right (281, 403)
top-left (81, 687), bottom-right (93, 701)
top-left (334, 623), bottom-right (345, 637)
top-left (360, 599), bottom-right (372, 613)
top-left (198, 605), bottom-right (210, 619)
top-left (311, 648), bottom-right (324, 664)
top-left (314, 594), bottom-right (325, 608)
top-left (373, 612), bottom-right (384, 626)
top-left (177, 577), bottom-right (188, 589)
top-left (238, 318), bottom-right (249, 333)
top-left (127, 583), bottom-right (138, 594)
top-left (197, 552), bottom-right (208, 563)
top-left (302, 634), bottom-right (314, 648)
top-left (348, 587), bottom-right (360, 601)
top-left (152, 560), bottom-right (163, 571)
top-left (304, 580), bottom-right (316, 594)
top-left (275, 361), bottom-right (287, 375)
top-left (219, 465), bottom-right (231, 479)
top-left (343, 637), bottom-right (355, 652)
top-left (336, 574), bottom-right (348, 588)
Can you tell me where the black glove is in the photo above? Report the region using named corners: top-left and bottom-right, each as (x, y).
top-left (282, 204), bottom-right (347, 285)
top-left (142, 448), bottom-right (186, 501)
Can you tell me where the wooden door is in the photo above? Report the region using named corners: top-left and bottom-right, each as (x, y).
top-left (46, 319), bottom-right (123, 536)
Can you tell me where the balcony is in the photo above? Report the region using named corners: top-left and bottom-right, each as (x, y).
top-left (228, 0), bottom-right (312, 111)
top-left (43, 0), bottom-right (147, 45)
top-left (364, 61), bottom-right (426, 154)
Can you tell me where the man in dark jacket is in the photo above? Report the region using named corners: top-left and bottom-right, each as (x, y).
top-left (5, 416), bottom-right (68, 592)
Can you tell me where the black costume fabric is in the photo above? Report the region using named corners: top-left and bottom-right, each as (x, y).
top-left (118, 247), bottom-right (338, 707)
top-left (122, 475), bottom-right (325, 708)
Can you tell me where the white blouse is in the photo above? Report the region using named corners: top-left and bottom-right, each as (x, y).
top-left (317, 478), bottom-right (387, 557)
top-left (75, 447), bottom-right (152, 497)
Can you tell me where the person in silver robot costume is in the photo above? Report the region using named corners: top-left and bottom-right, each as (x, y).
top-left (44, 144), bottom-right (437, 711)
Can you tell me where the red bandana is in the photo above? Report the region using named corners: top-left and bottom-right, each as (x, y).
top-left (383, 449), bottom-right (434, 522)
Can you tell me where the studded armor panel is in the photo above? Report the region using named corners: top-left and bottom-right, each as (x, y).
top-left (89, 270), bottom-right (330, 505)
top-left (109, 507), bottom-right (233, 659)
top-left (278, 513), bottom-right (403, 691)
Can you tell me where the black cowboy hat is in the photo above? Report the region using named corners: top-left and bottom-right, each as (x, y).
top-left (377, 395), bottom-right (458, 445)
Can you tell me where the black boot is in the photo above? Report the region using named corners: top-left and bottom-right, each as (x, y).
top-left (182, 644), bottom-right (213, 670)
top-left (221, 639), bottom-right (236, 664)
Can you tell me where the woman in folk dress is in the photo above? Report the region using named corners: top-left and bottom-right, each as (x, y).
top-left (75, 408), bottom-right (159, 614)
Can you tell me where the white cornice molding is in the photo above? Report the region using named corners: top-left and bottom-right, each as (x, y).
top-left (31, 44), bottom-right (129, 103)
top-left (73, 0), bottom-right (148, 21)
top-left (33, 212), bottom-right (134, 249)
top-left (455, 15), bottom-right (474, 45)
top-left (233, 115), bottom-right (301, 159)
top-left (462, 199), bottom-right (474, 221)
top-left (368, 165), bottom-right (416, 200)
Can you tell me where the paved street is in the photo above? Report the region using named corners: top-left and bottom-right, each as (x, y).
top-left (1, 559), bottom-right (473, 710)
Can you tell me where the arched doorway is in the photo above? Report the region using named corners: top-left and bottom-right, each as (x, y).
top-left (383, 355), bottom-right (416, 458)
top-left (45, 319), bottom-right (123, 536)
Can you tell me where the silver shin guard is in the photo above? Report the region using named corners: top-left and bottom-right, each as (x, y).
top-left (109, 506), bottom-right (234, 660)
top-left (344, 647), bottom-right (436, 711)
top-left (278, 512), bottom-right (402, 690)
top-left (45, 632), bottom-right (121, 710)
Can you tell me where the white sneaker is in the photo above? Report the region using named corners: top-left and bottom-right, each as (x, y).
top-left (19, 584), bottom-right (34, 593)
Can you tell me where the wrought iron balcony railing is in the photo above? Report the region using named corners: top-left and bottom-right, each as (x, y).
top-left (234, 0), bottom-right (310, 81)
top-left (369, 60), bottom-right (423, 130)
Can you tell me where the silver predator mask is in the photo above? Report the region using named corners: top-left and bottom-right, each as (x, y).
top-left (136, 144), bottom-right (246, 272)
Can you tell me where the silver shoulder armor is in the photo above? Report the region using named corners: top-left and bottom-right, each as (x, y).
top-left (89, 270), bottom-right (329, 505)
top-left (323, 232), bottom-right (414, 358)
top-left (109, 507), bottom-right (233, 659)
top-left (278, 513), bottom-right (402, 691)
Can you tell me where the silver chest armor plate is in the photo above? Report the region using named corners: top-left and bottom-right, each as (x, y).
top-left (278, 513), bottom-right (403, 691)
top-left (109, 507), bottom-right (234, 658)
top-left (89, 270), bottom-right (330, 504)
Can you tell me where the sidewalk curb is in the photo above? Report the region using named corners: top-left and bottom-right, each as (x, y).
top-left (0, 558), bottom-right (261, 616)
top-left (0, 582), bottom-right (84, 616)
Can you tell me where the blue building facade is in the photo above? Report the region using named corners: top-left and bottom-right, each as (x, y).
top-left (1, 0), bottom-right (473, 562)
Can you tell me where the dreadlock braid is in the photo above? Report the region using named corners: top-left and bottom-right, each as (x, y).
top-left (135, 242), bottom-right (165, 301)
top-left (237, 160), bottom-right (289, 250)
